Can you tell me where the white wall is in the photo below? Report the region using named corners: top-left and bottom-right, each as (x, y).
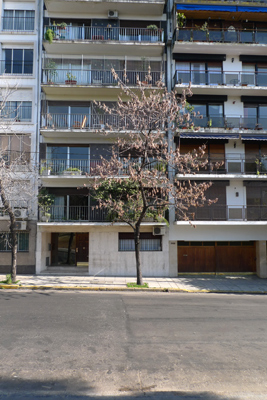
top-left (89, 227), bottom-right (169, 277)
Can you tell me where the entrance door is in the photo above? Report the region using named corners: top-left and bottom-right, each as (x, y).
top-left (76, 233), bottom-right (89, 265)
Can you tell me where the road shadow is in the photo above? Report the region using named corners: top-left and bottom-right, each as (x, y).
top-left (0, 378), bottom-right (250, 400)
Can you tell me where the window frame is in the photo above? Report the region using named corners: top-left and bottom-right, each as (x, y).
top-left (0, 232), bottom-right (29, 252)
top-left (118, 232), bottom-right (162, 252)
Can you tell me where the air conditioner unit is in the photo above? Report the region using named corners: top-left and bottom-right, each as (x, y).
top-left (14, 209), bottom-right (28, 219)
top-left (108, 10), bottom-right (118, 18)
top-left (14, 221), bottom-right (27, 231)
top-left (153, 226), bottom-right (166, 236)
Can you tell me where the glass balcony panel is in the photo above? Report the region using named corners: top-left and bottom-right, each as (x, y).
top-left (176, 71), bottom-right (190, 85)
top-left (224, 30), bottom-right (238, 43)
top-left (240, 31), bottom-right (254, 43)
top-left (209, 72), bottom-right (223, 85)
top-left (191, 71), bottom-right (206, 85)
top-left (192, 30), bottom-right (207, 42)
top-left (257, 73), bottom-right (267, 86)
top-left (209, 30), bottom-right (223, 42)
top-left (258, 118), bottom-right (267, 130)
top-left (243, 117), bottom-right (257, 129)
top-left (255, 31), bottom-right (267, 44)
top-left (177, 29), bottom-right (191, 41)
top-left (241, 73), bottom-right (255, 86)
top-left (225, 73), bottom-right (240, 86)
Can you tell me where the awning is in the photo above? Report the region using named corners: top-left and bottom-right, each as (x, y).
top-left (242, 135), bottom-right (267, 141)
top-left (176, 4), bottom-right (267, 13)
top-left (179, 133), bottom-right (239, 139)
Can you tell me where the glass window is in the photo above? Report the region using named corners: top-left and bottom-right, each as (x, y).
top-left (1, 101), bottom-right (32, 121)
top-left (3, 10), bottom-right (34, 31)
top-left (119, 233), bottom-right (162, 251)
top-left (4, 49), bottom-right (33, 75)
top-left (0, 233), bottom-right (29, 252)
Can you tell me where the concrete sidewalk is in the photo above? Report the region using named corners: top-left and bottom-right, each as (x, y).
top-left (0, 273), bottom-right (267, 293)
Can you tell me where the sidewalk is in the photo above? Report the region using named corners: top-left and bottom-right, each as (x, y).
top-left (1, 273), bottom-right (267, 293)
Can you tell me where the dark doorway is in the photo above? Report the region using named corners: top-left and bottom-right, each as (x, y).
top-left (76, 233), bottom-right (89, 265)
top-left (51, 232), bottom-right (89, 267)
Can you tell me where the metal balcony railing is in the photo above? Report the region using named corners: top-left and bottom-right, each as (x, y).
top-left (174, 70), bottom-right (267, 87)
top-left (175, 27), bottom-right (267, 45)
top-left (176, 205), bottom-right (267, 221)
top-left (42, 205), bottom-right (108, 222)
top-left (42, 68), bottom-right (163, 86)
top-left (2, 16), bottom-right (34, 31)
top-left (180, 115), bottom-right (267, 130)
top-left (40, 159), bottom-right (102, 175)
top-left (44, 25), bottom-right (164, 43)
top-left (176, 154), bottom-right (267, 175)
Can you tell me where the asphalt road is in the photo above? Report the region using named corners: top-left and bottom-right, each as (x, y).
top-left (0, 291), bottom-right (266, 400)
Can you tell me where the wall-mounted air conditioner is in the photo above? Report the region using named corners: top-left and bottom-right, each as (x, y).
top-left (14, 209), bottom-right (28, 219)
top-left (14, 221), bottom-right (27, 231)
top-left (108, 10), bottom-right (118, 19)
top-left (153, 226), bottom-right (166, 236)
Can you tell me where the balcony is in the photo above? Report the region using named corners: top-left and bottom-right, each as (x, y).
top-left (44, 0), bottom-right (165, 17)
top-left (40, 159), bottom-right (102, 176)
top-left (173, 27), bottom-right (267, 55)
top-left (174, 70), bottom-right (267, 96)
top-left (1, 16), bottom-right (35, 32)
top-left (41, 68), bottom-right (163, 96)
top-left (176, 154), bottom-right (267, 175)
top-left (176, 205), bottom-right (267, 221)
top-left (41, 205), bottom-right (108, 222)
top-left (43, 26), bottom-right (164, 57)
top-left (41, 112), bottom-right (129, 133)
top-left (181, 115), bottom-right (267, 130)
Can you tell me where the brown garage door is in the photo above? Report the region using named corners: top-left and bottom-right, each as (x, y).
top-left (178, 241), bottom-right (256, 273)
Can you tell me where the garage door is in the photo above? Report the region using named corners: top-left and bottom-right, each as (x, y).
top-left (178, 241), bottom-right (256, 273)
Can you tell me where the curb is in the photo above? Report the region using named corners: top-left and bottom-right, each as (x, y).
top-left (0, 284), bottom-right (267, 294)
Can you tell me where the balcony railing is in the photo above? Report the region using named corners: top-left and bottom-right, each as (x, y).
top-left (2, 16), bottom-right (34, 31)
top-left (40, 159), bottom-right (102, 175)
top-left (174, 70), bottom-right (267, 87)
top-left (41, 112), bottom-right (130, 130)
top-left (42, 205), bottom-right (108, 222)
top-left (42, 68), bottom-right (163, 86)
top-left (181, 115), bottom-right (267, 130)
top-left (175, 28), bottom-right (267, 45)
top-left (44, 25), bottom-right (164, 43)
top-left (176, 154), bottom-right (267, 175)
top-left (176, 205), bottom-right (267, 221)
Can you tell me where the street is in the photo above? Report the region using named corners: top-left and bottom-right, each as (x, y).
top-left (0, 291), bottom-right (266, 400)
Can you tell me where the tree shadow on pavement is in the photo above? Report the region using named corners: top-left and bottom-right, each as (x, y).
top-left (0, 377), bottom-right (250, 400)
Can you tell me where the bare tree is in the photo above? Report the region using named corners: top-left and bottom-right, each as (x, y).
top-left (90, 69), bottom-right (215, 285)
top-left (0, 84), bottom-right (36, 283)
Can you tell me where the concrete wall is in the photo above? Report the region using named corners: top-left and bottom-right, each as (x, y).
top-left (0, 221), bottom-right (36, 274)
top-left (89, 227), bottom-right (169, 276)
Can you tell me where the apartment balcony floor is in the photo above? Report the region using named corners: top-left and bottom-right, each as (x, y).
top-left (174, 83), bottom-right (267, 96)
top-left (43, 39), bottom-right (164, 58)
top-left (44, 0), bottom-right (165, 16)
top-left (173, 41), bottom-right (267, 57)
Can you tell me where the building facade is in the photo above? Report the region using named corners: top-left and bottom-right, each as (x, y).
top-left (0, 0), bottom-right (40, 273)
top-left (1, 0), bottom-right (267, 277)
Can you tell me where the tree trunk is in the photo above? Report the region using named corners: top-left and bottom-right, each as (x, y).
top-left (67, 232), bottom-right (74, 265)
top-left (10, 225), bottom-right (18, 282)
top-left (0, 189), bottom-right (18, 283)
top-left (134, 227), bottom-right (143, 285)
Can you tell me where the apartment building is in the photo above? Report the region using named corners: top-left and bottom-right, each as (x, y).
top-left (35, 0), bottom-right (170, 276)
top-left (0, 0), bottom-right (40, 273)
top-left (169, 0), bottom-right (267, 277)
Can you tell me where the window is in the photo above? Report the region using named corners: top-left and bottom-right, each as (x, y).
top-left (3, 10), bottom-right (34, 31)
top-left (1, 101), bottom-right (32, 122)
top-left (119, 232), bottom-right (162, 251)
top-left (244, 104), bottom-right (267, 130)
top-left (189, 102), bottom-right (224, 128)
top-left (4, 49), bottom-right (33, 74)
top-left (176, 62), bottom-right (222, 85)
top-left (0, 135), bottom-right (31, 163)
top-left (46, 145), bottom-right (90, 174)
top-left (0, 232), bottom-right (29, 252)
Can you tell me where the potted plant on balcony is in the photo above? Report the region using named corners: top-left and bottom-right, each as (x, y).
top-left (38, 189), bottom-right (55, 222)
top-left (45, 60), bottom-right (58, 84)
top-left (45, 28), bottom-right (55, 44)
top-left (146, 24), bottom-right (161, 42)
top-left (63, 167), bottom-right (81, 175)
top-left (65, 72), bottom-right (77, 85)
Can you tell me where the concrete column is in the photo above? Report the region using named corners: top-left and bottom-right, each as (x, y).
top-left (35, 229), bottom-right (43, 274)
top-left (169, 240), bottom-right (177, 277)
top-left (256, 241), bottom-right (267, 278)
